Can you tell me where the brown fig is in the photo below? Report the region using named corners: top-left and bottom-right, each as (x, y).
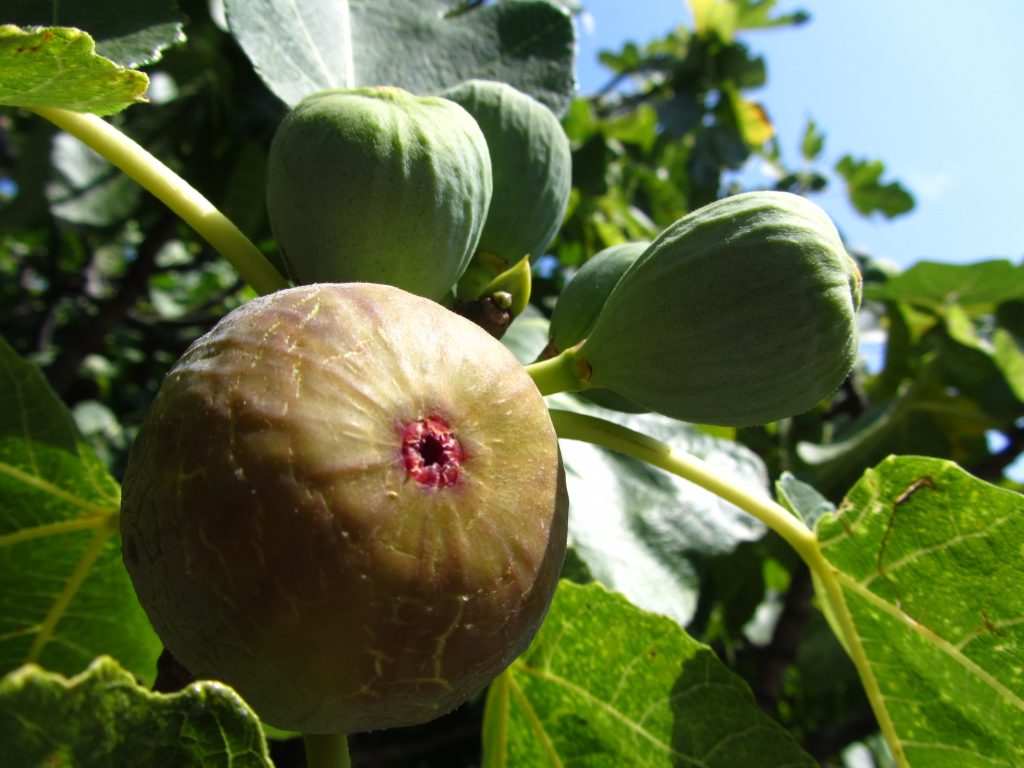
top-left (120, 283), bottom-right (567, 734)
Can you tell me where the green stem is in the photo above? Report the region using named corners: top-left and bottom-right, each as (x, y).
top-left (30, 107), bottom-right (288, 296)
top-left (302, 733), bottom-right (351, 768)
top-left (525, 350), bottom-right (592, 396)
top-left (548, 409), bottom-right (818, 560)
top-left (547, 408), bottom-right (909, 768)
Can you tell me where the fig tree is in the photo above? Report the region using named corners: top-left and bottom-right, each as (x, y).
top-left (265, 88), bottom-right (492, 300)
top-left (120, 283), bottom-right (567, 734)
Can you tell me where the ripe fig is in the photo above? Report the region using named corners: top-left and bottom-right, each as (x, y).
top-left (265, 88), bottom-right (492, 300)
top-left (440, 80), bottom-right (572, 264)
top-left (120, 284), bottom-right (567, 734)
top-left (535, 191), bottom-right (862, 426)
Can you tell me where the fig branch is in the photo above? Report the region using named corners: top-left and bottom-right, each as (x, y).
top-left (546, 408), bottom-right (907, 767)
top-left (29, 107), bottom-right (288, 297)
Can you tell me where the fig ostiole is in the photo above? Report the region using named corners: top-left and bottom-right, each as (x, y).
top-left (440, 79), bottom-right (572, 265)
top-left (120, 283), bottom-right (567, 734)
top-left (527, 191), bottom-right (862, 427)
top-left (265, 87), bottom-right (492, 301)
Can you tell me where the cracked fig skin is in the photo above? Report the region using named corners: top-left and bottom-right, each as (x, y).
top-left (120, 283), bottom-right (567, 734)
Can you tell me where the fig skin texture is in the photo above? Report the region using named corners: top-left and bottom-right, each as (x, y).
top-left (440, 80), bottom-right (572, 264)
top-left (549, 242), bottom-right (650, 413)
top-left (265, 88), bottom-right (492, 301)
top-left (549, 241), bottom-right (649, 354)
top-left (576, 191), bottom-right (863, 427)
top-left (120, 283), bottom-right (567, 734)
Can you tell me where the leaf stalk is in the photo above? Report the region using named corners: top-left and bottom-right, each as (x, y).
top-left (30, 107), bottom-right (288, 296)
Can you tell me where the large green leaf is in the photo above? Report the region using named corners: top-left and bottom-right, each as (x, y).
top-left (0, 25), bottom-right (148, 115)
top-left (224, 0), bottom-right (576, 112)
top-left (0, 337), bottom-right (161, 682)
top-left (816, 456), bottom-right (1024, 766)
top-left (0, 656), bottom-right (271, 768)
top-left (4, 0), bottom-right (185, 67)
top-left (502, 314), bottom-right (769, 626)
top-left (863, 259), bottom-right (1024, 311)
top-left (482, 580), bottom-right (815, 766)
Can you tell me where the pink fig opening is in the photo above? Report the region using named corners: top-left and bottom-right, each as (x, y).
top-left (402, 416), bottom-right (464, 488)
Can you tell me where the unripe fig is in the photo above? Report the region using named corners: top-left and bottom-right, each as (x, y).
top-left (440, 80), bottom-right (571, 263)
top-left (538, 191), bottom-right (862, 426)
top-left (120, 284), bottom-right (567, 734)
top-left (266, 88), bottom-right (492, 300)
top-left (548, 242), bottom-right (650, 413)
top-left (548, 242), bottom-right (649, 354)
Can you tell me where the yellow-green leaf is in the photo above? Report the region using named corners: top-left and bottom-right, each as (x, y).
top-left (0, 25), bottom-right (148, 115)
top-left (0, 336), bottom-right (160, 682)
top-left (816, 456), bottom-right (1024, 766)
top-left (0, 656), bottom-right (272, 767)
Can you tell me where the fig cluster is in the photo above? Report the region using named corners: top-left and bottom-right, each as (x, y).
top-left (125, 80), bottom-right (577, 736)
top-left (122, 76), bottom-right (864, 742)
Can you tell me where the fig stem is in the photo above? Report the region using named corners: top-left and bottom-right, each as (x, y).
top-left (302, 732), bottom-right (351, 768)
top-left (548, 409), bottom-right (817, 558)
top-left (547, 408), bottom-right (906, 765)
top-left (29, 107), bottom-right (289, 297)
top-left (525, 349), bottom-right (592, 395)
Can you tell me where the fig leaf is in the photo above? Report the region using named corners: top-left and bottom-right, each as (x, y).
top-left (225, 0), bottom-right (576, 113)
top-left (482, 580), bottom-right (815, 766)
top-left (0, 656), bottom-right (272, 768)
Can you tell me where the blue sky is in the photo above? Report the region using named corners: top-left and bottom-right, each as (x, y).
top-left (573, 1), bottom-right (1024, 270)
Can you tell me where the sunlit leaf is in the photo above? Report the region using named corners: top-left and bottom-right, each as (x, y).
top-left (3, 1), bottom-right (184, 68)
top-left (0, 337), bottom-right (161, 682)
top-left (815, 456), bottom-right (1024, 766)
top-left (481, 580), bottom-right (815, 766)
top-left (835, 154), bottom-right (914, 219)
top-left (800, 117), bottom-right (824, 162)
top-left (723, 83), bottom-right (774, 147)
top-left (864, 259), bottom-right (1024, 311)
top-left (0, 26), bottom-right (148, 115)
top-left (0, 656), bottom-right (272, 768)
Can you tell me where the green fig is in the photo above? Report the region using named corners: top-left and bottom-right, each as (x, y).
top-left (266, 88), bottom-right (492, 300)
top-left (548, 242), bottom-right (649, 354)
top-left (441, 80), bottom-right (571, 264)
top-left (531, 191), bottom-right (862, 427)
top-left (120, 283), bottom-right (567, 734)
top-left (548, 242), bottom-right (650, 413)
